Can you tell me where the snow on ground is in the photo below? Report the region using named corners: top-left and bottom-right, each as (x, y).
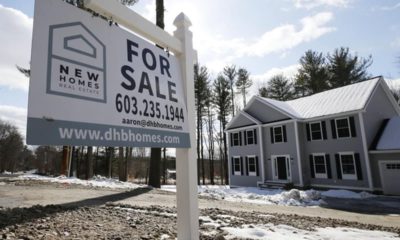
top-left (17, 174), bottom-right (143, 190)
top-left (162, 185), bottom-right (377, 207)
top-left (197, 186), bottom-right (322, 206)
top-left (222, 224), bottom-right (400, 240)
top-left (321, 189), bottom-right (375, 199)
top-left (13, 173), bottom-right (377, 206)
top-left (200, 214), bottom-right (400, 240)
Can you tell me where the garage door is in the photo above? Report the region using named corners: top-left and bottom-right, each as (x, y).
top-left (379, 161), bottom-right (400, 195)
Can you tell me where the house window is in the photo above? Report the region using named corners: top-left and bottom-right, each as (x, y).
top-left (310, 122), bottom-right (322, 140)
top-left (247, 156), bottom-right (257, 176)
top-left (232, 132), bottom-right (240, 146)
top-left (340, 153), bottom-right (357, 180)
top-left (336, 118), bottom-right (351, 138)
top-left (313, 154), bottom-right (327, 179)
top-left (387, 164), bottom-right (400, 170)
top-left (233, 157), bottom-right (241, 175)
top-left (246, 130), bottom-right (254, 145)
top-left (273, 126), bottom-right (283, 143)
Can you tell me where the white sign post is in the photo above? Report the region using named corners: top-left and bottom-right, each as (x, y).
top-left (28, 0), bottom-right (199, 239)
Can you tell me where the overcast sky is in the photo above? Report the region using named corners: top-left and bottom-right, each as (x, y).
top-left (0, 0), bottom-right (399, 139)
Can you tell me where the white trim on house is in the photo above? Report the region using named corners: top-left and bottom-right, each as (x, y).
top-left (258, 126), bottom-right (265, 182)
top-left (359, 112), bottom-right (373, 190)
top-left (294, 121), bottom-right (303, 186)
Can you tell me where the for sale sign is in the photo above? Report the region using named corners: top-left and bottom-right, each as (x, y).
top-left (27, 0), bottom-right (190, 147)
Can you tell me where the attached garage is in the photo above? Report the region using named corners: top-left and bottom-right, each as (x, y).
top-left (379, 161), bottom-right (400, 195)
top-left (370, 117), bottom-right (400, 195)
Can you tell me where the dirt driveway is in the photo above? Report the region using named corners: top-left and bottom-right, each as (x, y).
top-left (1, 180), bottom-right (399, 229)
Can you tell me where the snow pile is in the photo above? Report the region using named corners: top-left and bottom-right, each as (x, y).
top-left (321, 189), bottom-right (375, 199)
top-left (198, 186), bottom-right (322, 206)
top-left (200, 214), bottom-right (399, 240)
top-left (222, 224), bottom-right (400, 240)
top-left (18, 174), bottom-right (143, 190)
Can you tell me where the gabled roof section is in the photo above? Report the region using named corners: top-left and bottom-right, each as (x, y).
top-left (245, 95), bottom-right (300, 120)
top-left (375, 117), bottom-right (400, 150)
top-left (226, 110), bottom-right (261, 130)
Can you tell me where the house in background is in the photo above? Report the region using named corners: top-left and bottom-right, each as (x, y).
top-left (225, 76), bottom-right (400, 195)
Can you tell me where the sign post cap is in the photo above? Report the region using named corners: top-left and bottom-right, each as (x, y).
top-left (173, 12), bottom-right (192, 29)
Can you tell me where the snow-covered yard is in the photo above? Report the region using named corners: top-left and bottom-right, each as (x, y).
top-left (222, 224), bottom-right (399, 240)
top-left (15, 173), bottom-right (378, 207)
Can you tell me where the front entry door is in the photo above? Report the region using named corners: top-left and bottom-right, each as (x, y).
top-left (273, 155), bottom-right (291, 181)
top-left (277, 156), bottom-right (287, 180)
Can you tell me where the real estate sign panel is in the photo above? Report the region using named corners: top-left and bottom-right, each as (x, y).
top-left (27, 0), bottom-right (190, 147)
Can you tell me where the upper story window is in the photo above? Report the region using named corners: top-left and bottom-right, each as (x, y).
top-left (331, 116), bottom-right (356, 139)
top-left (246, 130), bottom-right (254, 145)
top-left (271, 125), bottom-right (287, 143)
top-left (306, 121), bottom-right (327, 141)
top-left (336, 118), bottom-right (351, 138)
top-left (231, 132), bottom-right (242, 146)
top-left (273, 126), bottom-right (283, 143)
top-left (310, 122), bottom-right (322, 140)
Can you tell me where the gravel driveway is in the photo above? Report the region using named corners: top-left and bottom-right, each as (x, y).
top-left (0, 179), bottom-right (399, 239)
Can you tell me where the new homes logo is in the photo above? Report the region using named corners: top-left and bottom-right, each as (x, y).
top-left (47, 22), bottom-right (106, 103)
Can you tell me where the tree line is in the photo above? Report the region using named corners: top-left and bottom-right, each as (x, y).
top-left (259, 47), bottom-right (372, 100)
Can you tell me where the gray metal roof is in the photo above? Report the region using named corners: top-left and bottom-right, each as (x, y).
top-left (260, 77), bottom-right (381, 119)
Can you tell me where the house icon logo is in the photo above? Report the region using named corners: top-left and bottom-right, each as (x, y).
top-left (46, 22), bottom-right (106, 103)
